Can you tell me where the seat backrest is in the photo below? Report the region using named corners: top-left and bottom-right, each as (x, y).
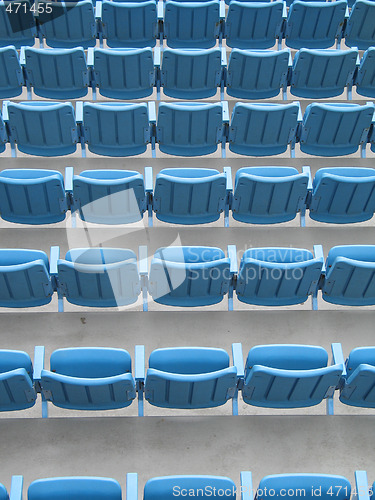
top-left (0, 45), bottom-right (23, 98)
top-left (0, 169), bottom-right (67, 224)
top-left (346, 347), bottom-right (375, 373)
top-left (0, 0), bottom-right (36, 48)
top-left (0, 349), bottom-right (36, 411)
top-left (28, 477), bottom-right (122, 500)
top-left (153, 168), bottom-right (227, 224)
top-left (93, 47), bottom-right (154, 99)
top-left (356, 47), bottom-right (375, 98)
top-left (345, 0), bottom-right (375, 49)
top-left (0, 484), bottom-right (7, 500)
top-left (144, 476), bottom-right (236, 500)
top-left (340, 347), bottom-right (375, 407)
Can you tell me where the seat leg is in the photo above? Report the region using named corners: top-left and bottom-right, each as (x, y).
top-left (41, 394), bottom-right (48, 418)
top-left (326, 396), bottom-right (334, 415)
top-left (81, 138), bottom-right (86, 158)
top-left (10, 141), bottom-right (17, 158)
top-left (58, 293), bottom-right (64, 313)
top-left (137, 386), bottom-right (144, 416)
top-left (71, 210), bottom-right (77, 228)
top-left (232, 390), bottom-right (239, 416)
top-left (312, 290), bottom-right (318, 311)
top-left (361, 143), bottom-right (366, 158)
top-left (300, 209), bottom-right (306, 227)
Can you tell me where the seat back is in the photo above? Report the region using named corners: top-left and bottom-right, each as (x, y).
top-left (0, 0), bottom-right (36, 48)
top-left (101, 0), bottom-right (157, 48)
top-left (232, 167), bottom-right (309, 223)
top-left (0, 45), bottom-right (23, 98)
top-left (164, 1), bottom-right (220, 49)
top-left (0, 485), bottom-right (6, 500)
top-left (228, 103), bottom-right (299, 156)
top-left (290, 48), bottom-right (358, 98)
top-left (300, 103), bottom-right (374, 156)
top-left (28, 477), bottom-right (122, 500)
top-left (0, 349), bottom-right (36, 411)
top-left (157, 102), bottom-right (224, 156)
top-left (226, 48), bottom-right (289, 99)
top-left (340, 347), bottom-right (375, 407)
top-left (345, 0), bottom-right (375, 49)
top-left (225, 1), bottom-right (284, 49)
top-left (285, 0), bottom-right (347, 49)
top-left (356, 47), bottom-right (375, 98)
top-left (153, 168), bottom-right (227, 224)
top-left (82, 102), bottom-right (150, 156)
top-left (73, 169), bottom-right (146, 224)
top-left (309, 167), bottom-right (375, 223)
top-left (236, 248), bottom-right (323, 306)
top-left (144, 476), bottom-right (236, 500)
top-left (24, 47), bottom-right (89, 99)
top-left (93, 47), bottom-right (155, 99)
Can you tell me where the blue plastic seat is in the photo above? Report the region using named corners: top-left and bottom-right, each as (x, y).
top-left (56, 247), bottom-right (141, 307)
top-left (356, 48), bottom-right (375, 98)
top-left (228, 102), bottom-right (300, 156)
top-left (28, 477), bottom-right (122, 499)
top-left (290, 49), bottom-right (358, 98)
top-left (345, 0), bottom-right (375, 50)
top-left (0, 46), bottom-right (24, 98)
top-left (0, 350), bottom-right (36, 411)
top-left (285, 0), bottom-right (347, 49)
top-left (322, 246), bottom-right (375, 306)
top-left (21, 47), bottom-right (89, 99)
top-left (232, 167), bottom-right (309, 224)
top-left (0, 249), bottom-right (53, 307)
top-left (371, 125), bottom-right (375, 154)
top-left (100, 0), bottom-right (158, 48)
top-left (236, 247), bottom-right (323, 306)
top-left (38, 1), bottom-right (97, 49)
top-left (309, 167), bottom-right (375, 223)
top-left (0, 0), bottom-right (37, 48)
top-left (90, 47), bottom-right (155, 99)
top-left (156, 102), bottom-right (226, 156)
top-left (225, 1), bottom-right (284, 49)
top-left (339, 347), bottom-right (375, 408)
top-left (3, 101), bottom-right (78, 156)
top-left (160, 48), bottom-right (224, 99)
top-left (0, 169), bottom-right (68, 224)
top-left (164, 0), bottom-right (221, 49)
top-left (299, 103), bottom-right (374, 157)
top-left (226, 49), bottom-right (290, 99)
top-left (0, 484), bottom-right (6, 500)
top-left (143, 476), bottom-right (236, 500)
top-left (0, 111), bottom-right (6, 153)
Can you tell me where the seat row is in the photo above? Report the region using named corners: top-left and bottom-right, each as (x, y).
top-left (1, 244), bottom-right (375, 311)
top-left (1, 343), bottom-right (374, 416)
top-left (1, 0), bottom-right (375, 50)
top-left (1, 101), bottom-right (375, 158)
top-left (3, 46), bottom-right (375, 101)
top-left (2, 166), bottom-right (375, 227)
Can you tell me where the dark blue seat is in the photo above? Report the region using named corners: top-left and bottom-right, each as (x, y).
top-left (356, 48), bottom-right (375, 98)
top-left (27, 477), bottom-right (123, 499)
top-left (345, 0), bottom-right (375, 50)
top-left (339, 346), bottom-right (375, 408)
top-left (0, 45), bottom-right (24, 98)
top-left (0, 349), bottom-right (36, 411)
top-left (0, 0), bottom-right (36, 48)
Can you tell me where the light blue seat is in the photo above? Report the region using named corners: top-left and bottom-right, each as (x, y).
top-left (90, 47), bottom-right (155, 99)
top-left (21, 47), bottom-right (89, 99)
top-left (232, 167), bottom-right (309, 224)
top-left (164, 0), bottom-right (221, 49)
top-left (290, 49), bottom-right (358, 98)
top-left (0, 111), bottom-right (6, 154)
top-left (0, 350), bottom-right (36, 411)
top-left (0, 0), bottom-right (37, 48)
top-left (356, 48), bottom-right (375, 98)
top-left (56, 247), bottom-right (141, 307)
top-left (322, 245), bottom-right (375, 306)
top-left (100, 0), bottom-right (158, 48)
top-left (0, 169), bottom-right (68, 224)
top-left (3, 101), bottom-right (78, 156)
top-left (309, 167), bottom-right (375, 223)
top-left (285, 1), bottom-right (347, 49)
top-left (225, 1), bottom-right (284, 49)
top-left (226, 49), bottom-right (290, 100)
top-left (143, 476), bottom-right (236, 500)
top-left (236, 247), bottom-right (323, 306)
top-left (38, 1), bottom-right (97, 49)
top-left (228, 102), bottom-right (300, 156)
top-left (0, 46), bottom-right (24, 98)
top-left (345, 0), bottom-right (375, 50)
top-left (160, 48), bottom-right (224, 99)
top-left (156, 102), bottom-right (226, 156)
top-left (71, 169), bottom-right (147, 224)
top-left (339, 347), bottom-right (375, 408)
top-left (0, 249), bottom-right (53, 308)
top-left (299, 102), bottom-right (374, 157)
top-left (27, 477), bottom-right (122, 499)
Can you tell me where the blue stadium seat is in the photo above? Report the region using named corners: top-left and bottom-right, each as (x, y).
top-left (89, 47), bottom-right (155, 100)
top-left (236, 247), bottom-right (323, 306)
top-left (160, 47), bottom-right (224, 99)
top-left (163, 0), bottom-right (222, 49)
top-left (225, 1), bottom-right (284, 49)
top-left (231, 167), bottom-right (309, 224)
top-left (338, 346), bottom-right (375, 408)
top-left (156, 102), bottom-right (227, 156)
top-left (226, 49), bottom-right (290, 100)
top-left (0, 484), bottom-right (6, 500)
top-left (290, 48), bottom-right (358, 98)
top-left (0, 110), bottom-right (6, 153)
top-left (27, 477), bottom-right (123, 499)
top-left (0, 349), bottom-right (36, 411)
top-left (0, 169), bottom-right (68, 224)
top-left (100, 0), bottom-right (158, 48)
top-left (356, 48), bottom-right (375, 98)
top-left (242, 344), bottom-right (343, 409)
top-left (345, 0), bottom-right (375, 50)
top-left (0, 249), bottom-right (53, 307)
top-left (371, 123), bottom-right (375, 154)
top-left (38, 1), bottom-right (97, 49)
top-left (308, 167), bottom-right (375, 223)
top-left (285, 0), bottom-right (347, 49)
top-left (322, 245), bottom-right (375, 306)
top-left (228, 102), bottom-right (300, 157)
top-left (0, 0), bottom-right (37, 48)
top-left (299, 102), bottom-right (374, 157)
top-left (0, 45), bottom-right (24, 98)
top-left (142, 476), bottom-right (236, 500)
top-left (21, 47), bottom-right (89, 99)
